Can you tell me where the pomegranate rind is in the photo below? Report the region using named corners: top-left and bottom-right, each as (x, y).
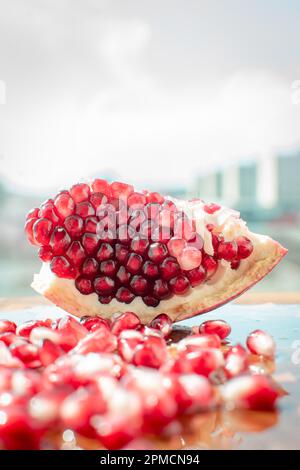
top-left (32, 232), bottom-right (287, 323)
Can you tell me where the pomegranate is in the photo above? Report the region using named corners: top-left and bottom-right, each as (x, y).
top-left (25, 179), bottom-right (286, 323)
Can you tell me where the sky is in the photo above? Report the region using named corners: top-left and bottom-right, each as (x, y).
top-left (0, 0), bottom-right (299, 194)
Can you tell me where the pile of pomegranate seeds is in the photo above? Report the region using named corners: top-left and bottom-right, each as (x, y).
top-left (25, 179), bottom-right (254, 306)
top-left (0, 313), bottom-right (281, 450)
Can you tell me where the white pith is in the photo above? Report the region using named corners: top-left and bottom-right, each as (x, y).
top-left (31, 198), bottom-right (287, 323)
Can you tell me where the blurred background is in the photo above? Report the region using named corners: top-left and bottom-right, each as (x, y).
top-left (0, 0), bottom-right (299, 296)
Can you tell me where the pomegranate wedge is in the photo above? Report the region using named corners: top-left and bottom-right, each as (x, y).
top-left (26, 179), bottom-right (287, 322)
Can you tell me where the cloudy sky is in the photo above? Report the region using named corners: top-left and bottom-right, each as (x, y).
top-left (0, 0), bottom-right (299, 193)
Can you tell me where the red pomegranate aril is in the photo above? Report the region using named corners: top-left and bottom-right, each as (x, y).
top-left (130, 275), bottom-right (148, 296)
top-left (75, 276), bottom-right (94, 295)
top-left (153, 279), bottom-right (170, 300)
top-left (231, 259), bottom-right (240, 270)
top-left (54, 192), bottom-right (75, 219)
top-left (178, 333), bottom-right (221, 351)
top-left (148, 242), bottom-right (168, 264)
top-left (126, 253), bottom-right (143, 274)
top-left (129, 210), bottom-right (147, 230)
top-left (85, 216), bottom-right (98, 233)
top-left (158, 208), bottom-right (175, 228)
top-left (170, 348), bottom-right (224, 377)
top-left (199, 319), bottom-right (231, 340)
top-left (50, 256), bottom-right (76, 279)
top-left (246, 329), bottom-right (276, 358)
top-left (100, 260), bottom-right (117, 277)
top-left (97, 242), bottom-right (114, 262)
top-left (0, 405), bottom-right (43, 450)
top-left (111, 181), bottom-right (134, 199)
top-left (39, 339), bottom-right (64, 366)
top-left (174, 217), bottom-right (195, 241)
top-left (94, 276), bottom-right (115, 296)
top-left (73, 328), bottom-right (117, 354)
top-left (76, 201), bottom-right (95, 218)
top-left (50, 227), bottom-right (71, 255)
top-left (146, 192), bottom-right (164, 204)
top-left (111, 312), bottom-right (141, 336)
top-left (81, 257), bottom-right (99, 277)
top-left (152, 226), bottom-right (172, 244)
top-left (70, 183), bottom-right (90, 203)
top-left (90, 192), bottom-right (108, 209)
top-left (99, 295), bottom-right (113, 304)
top-left (64, 215), bottom-right (84, 238)
top-left (131, 236), bottom-right (149, 255)
top-left (142, 261), bottom-right (159, 279)
top-left (16, 320), bottom-right (51, 338)
top-left (187, 233), bottom-right (203, 250)
top-left (217, 240), bottom-right (238, 261)
top-left (178, 247), bottom-right (202, 271)
top-left (203, 203), bottom-right (221, 214)
top-left (58, 315), bottom-right (88, 342)
top-left (237, 236), bottom-right (254, 259)
top-left (142, 296), bottom-right (159, 307)
top-left (116, 287), bottom-right (135, 304)
top-left (224, 344), bottom-right (249, 378)
top-left (160, 257), bottom-right (180, 281)
top-left (25, 217), bottom-right (38, 245)
top-left (38, 245), bottom-right (53, 262)
top-left (10, 343), bottom-right (41, 368)
top-left (82, 232), bottom-right (99, 255)
top-left (0, 332), bottom-right (20, 347)
top-left (169, 275), bottom-right (190, 295)
top-left (26, 207), bottom-right (39, 220)
top-left (114, 244), bottom-right (128, 264)
top-left (128, 192), bottom-right (147, 208)
top-left (38, 201), bottom-right (60, 225)
top-left (186, 265), bottom-right (206, 287)
top-left (221, 375), bottom-right (279, 410)
top-left (0, 320), bottom-right (17, 334)
top-left (116, 266), bottom-right (131, 285)
top-left (66, 241), bottom-right (86, 267)
top-left (145, 202), bottom-right (160, 220)
top-left (149, 314), bottom-right (172, 338)
top-left (202, 254), bottom-right (218, 278)
top-left (133, 335), bottom-right (168, 368)
top-left (32, 218), bottom-right (52, 245)
top-left (118, 330), bottom-right (144, 362)
top-left (91, 179), bottom-right (111, 197)
top-left (170, 374), bottom-right (214, 413)
top-left (167, 237), bottom-right (186, 258)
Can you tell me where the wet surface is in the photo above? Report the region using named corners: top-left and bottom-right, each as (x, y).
top-left (0, 302), bottom-right (299, 449)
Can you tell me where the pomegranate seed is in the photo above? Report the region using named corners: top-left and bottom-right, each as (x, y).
top-left (169, 374), bottom-right (214, 413)
top-left (58, 316), bottom-right (88, 343)
top-left (174, 217), bottom-right (195, 241)
top-left (66, 241), bottom-right (86, 267)
top-left (80, 316), bottom-right (111, 332)
top-left (110, 181), bottom-right (134, 198)
top-left (167, 237), bottom-right (186, 258)
top-left (202, 254), bottom-right (218, 278)
top-left (81, 257), bottom-right (99, 277)
top-left (224, 344), bottom-right (248, 378)
top-left (85, 216), bottom-right (98, 233)
top-left (199, 320), bottom-right (231, 340)
top-left (177, 247), bottom-right (202, 270)
top-left (0, 320), bottom-right (16, 334)
top-left (153, 279), bottom-right (170, 299)
top-left (70, 183), bottom-right (90, 203)
top-left (142, 261), bottom-right (159, 279)
top-left (100, 260), bottom-right (117, 277)
top-left (128, 192), bottom-right (147, 208)
top-left (118, 330), bottom-right (144, 362)
top-left (148, 242), bottom-right (168, 263)
top-left (111, 312), bottom-right (141, 336)
top-left (38, 339), bottom-right (64, 366)
top-left (99, 295), bottom-right (113, 304)
top-left (26, 207), bottom-right (39, 220)
top-left (82, 232), bottom-right (99, 255)
top-left (186, 265), bottom-right (206, 287)
top-left (91, 179), bottom-right (111, 197)
top-left (169, 275), bottom-right (190, 295)
top-left (10, 343), bottom-right (41, 368)
top-left (0, 342), bottom-right (24, 368)
top-left (236, 236), bottom-right (254, 259)
top-left (231, 259), bottom-right (240, 270)
top-left (50, 227), bottom-right (71, 255)
top-left (126, 253), bottom-right (143, 274)
top-left (246, 329), bottom-right (276, 358)
top-left (149, 314), bottom-right (172, 338)
top-left (146, 192), bottom-right (164, 204)
top-left (33, 218), bottom-right (52, 245)
top-left (75, 201), bottom-right (95, 218)
top-left (25, 217), bottom-right (38, 245)
top-left (203, 203), bottom-right (221, 214)
top-left (94, 276), bottom-right (115, 295)
top-left (38, 245), bottom-right (53, 262)
top-left (54, 192), bottom-right (75, 219)
top-left (50, 256), bottom-right (76, 278)
top-left (16, 320), bottom-right (50, 338)
top-left (38, 200), bottom-right (60, 225)
top-left (75, 276), bottom-right (94, 295)
top-left (73, 328), bottom-right (117, 354)
top-left (217, 240), bottom-right (238, 261)
top-left (131, 236), bottom-right (149, 255)
top-left (116, 266), bottom-right (131, 285)
top-left (130, 275), bottom-right (148, 295)
top-left (11, 369), bottom-right (42, 397)
top-left (0, 405), bottom-right (42, 449)
top-left (160, 257), bottom-right (180, 281)
top-left (64, 215), bottom-right (84, 237)
top-left (0, 332), bottom-right (20, 346)
top-left (29, 388), bottom-right (69, 425)
top-left (97, 242), bottom-right (114, 261)
top-left (178, 333), bottom-right (221, 351)
top-left (168, 348), bottom-right (224, 377)
top-left (133, 335), bottom-right (168, 368)
top-left (90, 192), bottom-right (108, 209)
top-left (142, 296), bottom-right (159, 307)
top-left (221, 375), bottom-right (279, 410)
